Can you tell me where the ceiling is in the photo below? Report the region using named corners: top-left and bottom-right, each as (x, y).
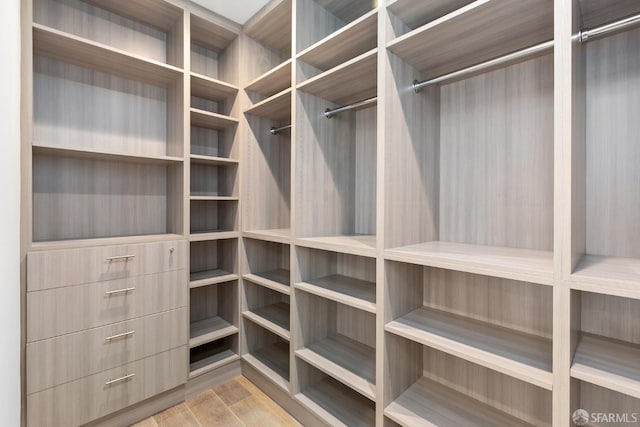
top-left (191, 0), bottom-right (272, 24)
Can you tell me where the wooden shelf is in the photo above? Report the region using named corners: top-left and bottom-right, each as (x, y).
top-left (189, 231), bottom-right (238, 242)
top-left (297, 49), bottom-right (377, 106)
top-left (296, 376), bottom-right (375, 427)
top-left (385, 241), bottom-right (554, 286)
top-left (189, 317), bottom-right (238, 348)
top-left (571, 255), bottom-right (640, 300)
top-left (296, 334), bottom-right (375, 400)
top-left (386, 0), bottom-right (474, 30)
top-left (243, 269), bottom-right (290, 295)
top-left (295, 275), bottom-right (375, 313)
top-left (244, 0), bottom-right (292, 53)
top-left (243, 229), bottom-right (291, 244)
top-left (387, 0), bottom-right (553, 79)
top-left (571, 333), bottom-right (640, 399)
top-left (83, 0), bottom-right (184, 34)
top-left (189, 154), bottom-right (238, 166)
top-left (33, 24), bottom-right (182, 86)
top-left (190, 269), bottom-right (237, 288)
top-left (384, 376), bottom-right (532, 427)
top-left (244, 88), bottom-right (291, 122)
top-left (191, 73), bottom-right (238, 102)
top-left (190, 196), bottom-right (239, 202)
top-left (245, 59), bottom-right (292, 97)
top-left (189, 350), bottom-right (239, 378)
top-left (295, 235), bottom-right (376, 258)
top-left (32, 143), bottom-right (183, 165)
top-left (243, 302), bottom-right (290, 341)
top-left (385, 307), bottom-right (552, 389)
top-left (190, 108), bottom-right (239, 130)
top-left (578, 0), bottom-right (640, 28)
top-left (297, 10), bottom-right (377, 71)
top-left (30, 233), bottom-right (183, 252)
top-left (243, 341), bottom-right (290, 392)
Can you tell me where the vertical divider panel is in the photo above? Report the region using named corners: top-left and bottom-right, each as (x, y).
top-left (289, 0), bottom-right (298, 397)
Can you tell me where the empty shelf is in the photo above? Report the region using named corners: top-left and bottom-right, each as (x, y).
top-left (244, 88), bottom-right (291, 122)
top-left (189, 317), bottom-right (238, 348)
top-left (243, 228), bottom-right (291, 244)
top-left (191, 73), bottom-right (238, 101)
top-left (243, 340), bottom-right (290, 391)
top-left (190, 196), bottom-right (239, 201)
top-left (296, 376), bottom-right (375, 427)
top-left (244, 0), bottom-right (292, 53)
top-left (385, 306), bottom-right (553, 389)
top-left (572, 333), bottom-right (640, 399)
top-left (190, 269), bottom-right (237, 288)
top-left (387, 0), bottom-right (553, 79)
top-left (189, 350), bottom-right (239, 378)
top-left (296, 334), bottom-right (375, 400)
top-left (386, 0), bottom-right (474, 30)
top-left (32, 144), bottom-right (183, 165)
top-left (243, 302), bottom-right (290, 340)
top-left (296, 235), bottom-right (376, 258)
top-left (295, 275), bottom-right (375, 313)
top-left (189, 231), bottom-right (238, 242)
top-left (384, 376), bottom-right (533, 427)
top-left (190, 108), bottom-right (239, 130)
top-left (243, 269), bottom-right (290, 294)
top-left (297, 49), bottom-right (377, 106)
top-left (190, 154), bottom-right (238, 166)
top-left (245, 59), bottom-right (292, 97)
top-left (385, 241), bottom-right (554, 285)
top-left (297, 10), bottom-right (377, 71)
top-left (571, 255), bottom-right (640, 299)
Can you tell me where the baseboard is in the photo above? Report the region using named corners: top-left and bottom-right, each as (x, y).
top-left (185, 359), bottom-right (242, 398)
top-left (242, 361), bottom-right (328, 427)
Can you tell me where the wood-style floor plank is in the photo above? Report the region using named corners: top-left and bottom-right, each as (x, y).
top-left (153, 404), bottom-right (201, 427)
top-left (186, 390), bottom-right (243, 427)
top-left (212, 378), bottom-right (253, 406)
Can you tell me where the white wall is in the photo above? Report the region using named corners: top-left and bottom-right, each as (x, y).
top-left (0, 0), bottom-right (22, 425)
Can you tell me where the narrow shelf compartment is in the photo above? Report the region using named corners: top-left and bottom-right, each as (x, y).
top-left (297, 49), bottom-right (377, 106)
top-left (572, 333), bottom-right (640, 399)
top-left (296, 236), bottom-right (376, 258)
top-left (244, 270), bottom-right (290, 295)
top-left (387, 0), bottom-right (553, 80)
top-left (572, 381), bottom-right (640, 425)
top-left (297, 9), bottom-right (377, 72)
top-left (243, 281), bottom-right (290, 340)
top-left (296, 334), bottom-right (375, 400)
top-left (32, 144), bottom-right (183, 166)
top-left (245, 59), bottom-right (292, 99)
top-left (296, 363), bottom-right (375, 427)
top-left (244, 0), bottom-right (292, 57)
top-left (191, 124), bottom-right (237, 160)
top-left (189, 269), bottom-right (237, 288)
top-left (244, 239), bottom-right (290, 294)
top-left (190, 335), bottom-right (239, 377)
top-left (190, 13), bottom-right (239, 82)
top-left (572, 255), bottom-right (640, 299)
top-left (244, 88), bottom-right (291, 122)
top-left (189, 239), bottom-right (237, 287)
top-left (190, 108), bottom-right (239, 130)
top-left (243, 322), bottom-right (290, 391)
top-left (191, 73), bottom-right (238, 102)
top-left (189, 316), bottom-right (238, 348)
top-left (190, 162), bottom-right (237, 198)
top-left (295, 276), bottom-right (375, 314)
top-left (243, 229), bottom-right (291, 244)
top-left (386, 0), bottom-right (475, 31)
top-left (191, 199), bottom-right (238, 236)
top-left (385, 241), bottom-right (554, 286)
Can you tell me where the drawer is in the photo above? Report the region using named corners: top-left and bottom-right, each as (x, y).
top-left (27, 269), bottom-right (186, 342)
top-left (27, 240), bottom-right (186, 291)
top-left (27, 308), bottom-right (187, 394)
top-left (27, 346), bottom-right (187, 427)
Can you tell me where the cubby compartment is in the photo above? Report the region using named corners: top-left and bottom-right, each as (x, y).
top-left (296, 359), bottom-right (375, 427)
top-left (190, 334), bottom-right (239, 378)
top-left (294, 290), bottom-right (376, 400)
top-left (190, 125), bottom-right (237, 160)
top-left (383, 333), bottom-right (552, 426)
top-left (571, 291), bottom-right (640, 399)
top-left (243, 239), bottom-right (290, 294)
top-left (571, 380), bottom-right (640, 426)
top-left (384, 28), bottom-right (554, 284)
top-left (189, 238), bottom-right (238, 287)
top-left (189, 162), bottom-right (237, 199)
top-left (384, 260), bottom-right (553, 389)
top-left (33, 0), bottom-right (184, 67)
top-left (295, 247), bottom-right (375, 313)
top-left (190, 13), bottom-right (239, 83)
top-left (242, 320), bottom-right (290, 391)
top-left (189, 282), bottom-right (238, 349)
top-left (190, 199), bottom-right (238, 236)
top-left (243, 281), bottom-right (290, 340)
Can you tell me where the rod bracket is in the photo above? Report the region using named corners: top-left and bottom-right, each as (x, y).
top-left (412, 80), bottom-right (423, 93)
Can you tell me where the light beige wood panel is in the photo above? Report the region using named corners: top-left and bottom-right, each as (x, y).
top-left (190, 200), bottom-right (238, 233)
top-left (33, 155), bottom-right (179, 242)
top-left (245, 88), bottom-right (292, 122)
top-left (26, 308), bottom-right (186, 394)
top-left (585, 28), bottom-right (640, 259)
top-left (244, 239), bottom-right (290, 278)
top-left (386, 0), bottom-right (474, 31)
top-left (84, 0), bottom-right (184, 35)
top-left (580, 292), bottom-right (640, 344)
top-left (34, 56), bottom-right (168, 157)
top-left (576, 381), bottom-right (640, 424)
top-left (190, 163), bottom-right (237, 197)
top-left (243, 320), bottom-right (290, 382)
top-left (439, 54), bottom-right (554, 250)
top-left (27, 269), bottom-right (186, 342)
top-left (354, 106), bottom-right (377, 236)
top-left (191, 126), bottom-right (224, 158)
top-left (190, 14), bottom-right (237, 56)
top-left (189, 239), bottom-right (238, 279)
top-left (246, 59), bottom-right (292, 100)
top-left (191, 44), bottom-right (219, 80)
top-left (33, 0), bottom-right (169, 64)
top-left (308, 0), bottom-right (375, 31)
top-left (27, 239), bottom-right (185, 291)
top-left (26, 347), bottom-right (187, 427)
top-left (244, 0), bottom-right (292, 55)
top-left (190, 282), bottom-right (237, 325)
top-left (218, 32), bottom-right (242, 88)
top-left (578, 0), bottom-right (640, 29)
top-left (295, 0), bottom-right (344, 54)
top-left (242, 36), bottom-right (290, 89)
top-left (294, 289), bottom-right (337, 350)
top-left (190, 335), bottom-right (239, 376)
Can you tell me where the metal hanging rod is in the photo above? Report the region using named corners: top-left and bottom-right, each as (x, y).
top-left (324, 97), bottom-right (377, 118)
top-left (580, 12), bottom-right (640, 43)
top-left (270, 124), bottom-right (292, 135)
top-left (412, 40), bottom-right (554, 93)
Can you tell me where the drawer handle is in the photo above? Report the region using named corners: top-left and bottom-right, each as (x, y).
top-left (105, 373), bottom-right (135, 386)
top-left (105, 287), bottom-right (135, 296)
top-left (106, 254), bottom-right (136, 261)
top-left (105, 330), bottom-right (135, 341)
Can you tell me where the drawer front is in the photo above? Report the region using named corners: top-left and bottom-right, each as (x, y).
top-left (27, 240), bottom-right (186, 291)
top-left (27, 269), bottom-right (186, 342)
top-left (27, 347), bottom-right (187, 427)
top-left (27, 308), bottom-right (187, 394)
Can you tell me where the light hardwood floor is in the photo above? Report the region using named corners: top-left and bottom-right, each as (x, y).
top-left (131, 376), bottom-right (301, 427)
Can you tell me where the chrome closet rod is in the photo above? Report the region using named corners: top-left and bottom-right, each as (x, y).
top-left (270, 124), bottom-right (292, 135)
top-left (580, 12), bottom-right (640, 43)
top-left (412, 40), bottom-right (554, 93)
top-left (324, 97), bottom-right (377, 118)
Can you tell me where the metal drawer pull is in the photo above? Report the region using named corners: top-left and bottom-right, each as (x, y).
top-left (105, 287), bottom-right (135, 296)
top-left (106, 254), bottom-right (136, 261)
top-left (105, 330), bottom-right (135, 341)
top-left (105, 373), bottom-right (135, 386)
